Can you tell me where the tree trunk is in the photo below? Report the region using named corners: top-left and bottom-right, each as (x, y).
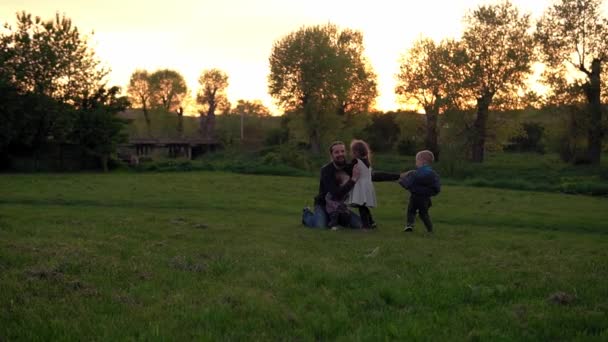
top-left (101, 154), bottom-right (108, 173)
top-left (310, 130), bottom-right (321, 155)
top-left (471, 92), bottom-right (494, 163)
top-left (199, 114), bottom-right (206, 139)
top-left (424, 107), bottom-right (439, 161)
top-left (584, 59), bottom-right (602, 165)
top-left (176, 107), bottom-right (183, 138)
top-left (240, 111), bottom-right (244, 141)
top-left (206, 102), bottom-right (216, 141)
top-left (337, 102), bottom-right (346, 116)
top-left (206, 113), bottom-right (216, 141)
top-left (143, 103), bottom-right (151, 136)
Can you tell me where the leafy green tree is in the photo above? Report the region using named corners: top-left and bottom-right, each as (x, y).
top-left (394, 111), bottom-right (426, 155)
top-left (232, 99), bottom-right (271, 140)
top-left (232, 99), bottom-right (270, 117)
top-left (0, 12), bottom-right (130, 171)
top-left (0, 77), bottom-right (23, 156)
top-left (127, 69), bottom-right (152, 134)
top-left (363, 112), bottom-right (400, 152)
top-left (335, 30), bottom-right (378, 117)
top-left (149, 69), bottom-right (188, 112)
top-left (0, 11), bottom-right (107, 155)
top-left (536, 0), bottom-right (608, 164)
top-left (71, 86), bottom-right (129, 172)
top-left (196, 69), bottom-right (230, 140)
top-left (461, 1), bottom-right (535, 162)
top-left (0, 12), bottom-right (107, 104)
top-left (268, 23), bottom-right (377, 154)
top-left (396, 38), bottom-right (463, 159)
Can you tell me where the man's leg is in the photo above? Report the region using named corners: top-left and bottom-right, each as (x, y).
top-left (303, 204), bottom-right (326, 228)
top-left (302, 206), bottom-right (312, 226)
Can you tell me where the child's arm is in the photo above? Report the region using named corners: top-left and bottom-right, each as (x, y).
top-left (371, 171), bottom-right (400, 182)
top-left (322, 167), bottom-right (355, 201)
top-left (431, 172), bottom-right (441, 195)
top-left (398, 170), bottom-right (415, 189)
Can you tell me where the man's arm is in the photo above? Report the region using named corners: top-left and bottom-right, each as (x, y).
top-left (321, 166), bottom-right (355, 200)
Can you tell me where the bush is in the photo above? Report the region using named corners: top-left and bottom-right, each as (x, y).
top-left (559, 181), bottom-right (608, 196)
top-left (396, 139), bottom-right (418, 156)
top-left (505, 122), bottom-right (545, 153)
top-left (433, 141), bottom-right (472, 178)
top-left (435, 158), bottom-right (474, 179)
top-left (135, 159), bottom-right (207, 172)
top-left (600, 167), bottom-right (608, 181)
top-left (264, 127), bottom-right (288, 146)
top-left (280, 149), bottom-right (312, 170)
top-left (261, 152), bottom-right (282, 165)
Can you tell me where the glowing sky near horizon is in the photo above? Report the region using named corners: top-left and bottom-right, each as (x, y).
top-left (2, 0), bottom-right (605, 114)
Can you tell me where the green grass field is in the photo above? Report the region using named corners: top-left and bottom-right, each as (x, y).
top-left (1, 172), bottom-right (607, 340)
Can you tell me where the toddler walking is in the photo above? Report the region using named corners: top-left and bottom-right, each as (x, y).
top-left (399, 150), bottom-right (441, 233)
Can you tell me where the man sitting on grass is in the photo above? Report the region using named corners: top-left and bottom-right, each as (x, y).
top-left (302, 141), bottom-right (399, 229)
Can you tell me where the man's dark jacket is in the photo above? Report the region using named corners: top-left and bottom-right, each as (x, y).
top-left (314, 162), bottom-right (399, 206)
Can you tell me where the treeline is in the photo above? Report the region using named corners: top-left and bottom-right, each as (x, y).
top-left (264, 0), bottom-right (608, 164)
top-left (0, 12), bottom-right (129, 171)
top-left (1, 0), bottom-right (607, 172)
top-left (222, 107), bottom-right (581, 160)
top-left (127, 0), bottom-right (608, 165)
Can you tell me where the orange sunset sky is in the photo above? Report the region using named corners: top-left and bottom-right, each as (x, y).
top-left (2, 0), bottom-right (605, 115)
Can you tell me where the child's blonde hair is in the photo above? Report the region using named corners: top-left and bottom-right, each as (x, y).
top-left (350, 139), bottom-right (372, 163)
top-left (416, 150), bottom-right (435, 165)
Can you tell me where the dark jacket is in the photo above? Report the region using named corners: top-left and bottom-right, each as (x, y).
top-left (314, 162), bottom-right (400, 206)
top-left (399, 165), bottom-right (441, 197)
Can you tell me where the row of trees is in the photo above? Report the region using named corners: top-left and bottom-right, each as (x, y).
top-left (0, 12), bottom-right (128, 171)
top-left (127, 68), bottom-right (236, 140)
top-left (3, 1), bottom-right (605, 170)
top-left (126, 67), bottom-right (273, 141)
top-left (266, 0), bottom-right (607, 164)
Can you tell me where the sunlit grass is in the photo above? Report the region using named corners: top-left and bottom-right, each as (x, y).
top-left (1, 172), bottom-right (607, 339)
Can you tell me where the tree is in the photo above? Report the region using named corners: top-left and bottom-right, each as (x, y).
top-left (71, 86), bottom-right (129, 172)
top-left (536, 0), bottom-right (608, 164)
top-left (335, 30), bottom-right (378, 117)
top-left (395, 38), bottom-right (462, 160)
top-left (363, 112), bottom-right (400, 152)
top-left (461, 1), bottom-right (535, 162)
top-left (149, 69), bottom-right (187, 112)
top-left (0, 11), bottom-right (109, 164)
top-left (268, 23), bottom-right (377, 154)
top-left (196, 68), bottom-right (230, 141)
top-left (394, 111), bottom-right (426, 155)
top-left (232, 99), bottom-right (271, 140)
top-left (0, 12), bottom-right (107, 104)
top-left (232, 99), bottom-right (271, 117)
top-left (127, 69), bottom-right (152, 134)
top-left (0, 77), bottom-right (73, 162)
top-left (176, 106), bottom-right (184, 138)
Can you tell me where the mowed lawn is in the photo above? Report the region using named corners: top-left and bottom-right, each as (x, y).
top-left (1, 172), bottom-right (607, 340)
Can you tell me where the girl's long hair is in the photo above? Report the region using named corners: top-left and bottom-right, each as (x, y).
top-left (350, 139), bottom-right (372, 164)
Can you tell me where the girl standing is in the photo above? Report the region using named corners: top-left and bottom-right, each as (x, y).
top-left (347, 139), bottom-right (377, 229)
